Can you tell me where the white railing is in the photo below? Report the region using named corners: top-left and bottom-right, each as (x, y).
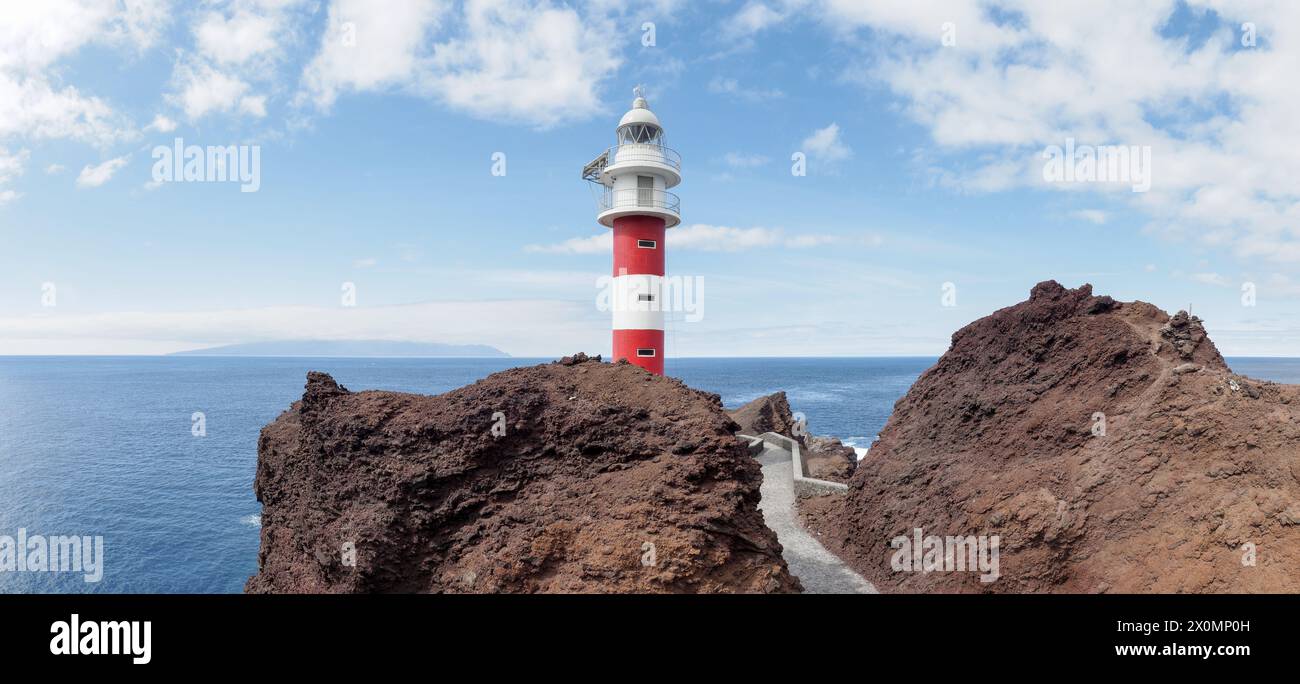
top-left (604, 143), bottom-right (682, 172)
top-left (599, 188), bottom-right (680, 214)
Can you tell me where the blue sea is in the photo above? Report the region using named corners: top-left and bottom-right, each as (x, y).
top-left (2, 355), bottom-right (1297, 594)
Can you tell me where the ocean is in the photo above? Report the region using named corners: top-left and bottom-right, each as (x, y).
top-left (2, 355), bottom-right (1297, 594)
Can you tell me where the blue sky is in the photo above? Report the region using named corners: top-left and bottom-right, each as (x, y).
top-left (2, 0), bottom-right (1299, 356)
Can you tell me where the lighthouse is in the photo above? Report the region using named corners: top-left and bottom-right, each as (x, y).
top-left (582, 87), bottom-right (682, 375)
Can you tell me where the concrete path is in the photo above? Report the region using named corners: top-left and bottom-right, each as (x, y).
top-left (756, 443), bottom-right (877, 594)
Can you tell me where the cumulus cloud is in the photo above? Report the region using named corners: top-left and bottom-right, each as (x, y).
top-left (194, 5), bottom-right (282, 66)
top-left (145, 114), bottom-right (177, 133)
top-left (302, 0), bottom-right (623, 127)
top-left (169, 61), bottom-right (265, 120)
top-left (300, 0), bottom-right (448, 107)
top-left (0, 1), bottom-right (168, 147)
top-left (76, 156), bottom-right (129, 188)
top-left (790, 0), bottom-right (1300, 265)
top-left (163, 0), bottom-right (310, 123)
top-left (800, 122), bottom-right (851, 162)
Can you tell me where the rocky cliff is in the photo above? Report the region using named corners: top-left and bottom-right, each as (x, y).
top-left (809, 281), bottom-right (1300, 592)
top-left (247, 354), bottom-right (799, 593)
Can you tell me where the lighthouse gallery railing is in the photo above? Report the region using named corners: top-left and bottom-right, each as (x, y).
top-left (603, 143), bottom-right (682, 172)
top-left (599, 188), bottom-right (680, 214)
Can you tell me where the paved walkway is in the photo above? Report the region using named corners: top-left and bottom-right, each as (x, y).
top-left (756, 443), bottom-right (877, 594)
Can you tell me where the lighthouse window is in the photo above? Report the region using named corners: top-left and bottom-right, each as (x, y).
top-left (637, 294), bottom-right (655, 302)
top-left (637, 239), bottom-right (657, 249)
top-left (636, 348), bottom-right (656, 357)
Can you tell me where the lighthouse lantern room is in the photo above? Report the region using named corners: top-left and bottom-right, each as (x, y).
top-left (582, 87), bottom-right (681, 374)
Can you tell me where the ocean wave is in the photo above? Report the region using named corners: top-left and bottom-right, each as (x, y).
top-left (240, 514), bottom-right (261, 528)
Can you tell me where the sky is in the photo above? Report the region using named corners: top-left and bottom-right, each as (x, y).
top-left (1, 0), bottom-right (1299, 357)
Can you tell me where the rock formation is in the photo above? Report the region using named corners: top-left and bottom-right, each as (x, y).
top-left (727, 392), bottom-right (857, 484)
top-left (247, 354), bottom-right (799, 593)
top-left (809, 281), bottom-right (1300, 593)
top-left (728, 391), bottom-right (800, 438)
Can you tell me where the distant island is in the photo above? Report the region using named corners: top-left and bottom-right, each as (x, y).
top-left (171, 340), bottom-right (509, 358)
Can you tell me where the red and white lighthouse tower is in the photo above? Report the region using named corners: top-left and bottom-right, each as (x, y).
top-left (582, 87), bottom-right (682, 375)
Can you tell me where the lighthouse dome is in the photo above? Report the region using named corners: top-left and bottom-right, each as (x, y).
top-left (618, 100), bottom-right (661, 128)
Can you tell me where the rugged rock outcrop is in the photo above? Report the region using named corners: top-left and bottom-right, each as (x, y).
top-left (808, 281), bottom-right (1300, 593)
top-left (728, 392), bottom-right (857, 484)
top-left (802, 435), bottom-right (858, 483)
top-left (247, 354), bottom-right (800, 593)
top-left (728, 391), bottom-right (800, 438)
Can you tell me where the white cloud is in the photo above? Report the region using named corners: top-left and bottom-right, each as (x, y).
top-left (1191, 272), bottom-right (1233, 288)
top-left (669, 224), bottom-right (783, 251)
top-left (721, 1), bottom-right (799, 43)
top-left (525, 232), bottom-right (611, 254)
top-left (708, 76), bottom-right (784, 101)
top-left (1073, 209), bottom-right (1109, 225)
top-left (0, 76), bottom-right (129, 146)
top-left (45, 163), bottom-right (65, 174)
top-left (76, 156), bottom-right (129, 188)
top-left (803, 1), bottom-right (1300, 265)
top-left (353, 257), bottom-right (379, 268)
top-left (145, 114), bottom-right (177, 132)
top-left (0, 147), bottom-right (27, 204)
top-left (800, 122), bottom-right (851, 162)
top-left (0, 147), bottom-right (28, 182)
top-left (301, 0), bottom-right (449, 108)
top-left (194, 6), bottom-right (281, 66)
top-left (782, 233), bottom-right (839, 248)
top-left (164, 0), bottom-right (309, 123)
top-left (418, 0), bottom-right (623, 127)
top-left (0, 1), bottom-right (169, 146)
top-left (723, 152), bottom-right (770, 168)
top-left (303, 0), bottom-right (622, 127)
top-left (0, 299), bottom-right (604, 357)
top-left (0, 1), bottom-right (171, 72)
top-left (169, 61), bottom-right (265, 120)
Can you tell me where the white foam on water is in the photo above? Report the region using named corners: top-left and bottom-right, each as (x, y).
top-left (240, 514), bottom-right (262, 528)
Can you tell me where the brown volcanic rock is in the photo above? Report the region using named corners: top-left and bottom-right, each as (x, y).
top-left (727, 391), bottom-right (800, 438)
top-left (802, 435), bottom-right (857, 483)
top-left (728, 392), bottom-right (857, 482)
top-left (811, 281), bottom-right (1300, 593)
top-left (246, 354), bottom-right (799, 594)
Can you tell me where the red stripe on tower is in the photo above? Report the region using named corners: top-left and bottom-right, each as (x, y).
top-left (582, 86), bottom-right (682, 375)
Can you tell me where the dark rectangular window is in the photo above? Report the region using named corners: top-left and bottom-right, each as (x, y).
top-left (637, 294), bottom-right (654, 302)
top-left (637, 239), bottom-right (657, 249)
top-left (636, 348), bottom-right (656, 357)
